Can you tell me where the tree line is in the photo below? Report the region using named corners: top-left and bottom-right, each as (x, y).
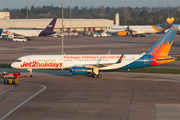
top-left (3, 5), bottom-right (180, 25)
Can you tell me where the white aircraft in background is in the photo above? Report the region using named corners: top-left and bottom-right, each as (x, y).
top-left (3, 18), bottom-right (57, 38)
top-left (101, 11), bottom-right (176, 37)
top-left (11, 29), bottom-right (177, 78)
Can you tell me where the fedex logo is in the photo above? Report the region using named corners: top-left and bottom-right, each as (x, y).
top-left (48, 25), bottom-right (54, 27)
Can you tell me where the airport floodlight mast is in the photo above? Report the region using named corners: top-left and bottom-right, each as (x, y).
top-left (70, 0), bottom-right (72, 36)
top-left (0, 0), bottom-right (3, 29)
top-left (124, 1), bottom-right (126, 25)
top-left (167, 1), bottom-right (169, 17)
top-left (26, 2), bottom-right (28, 19)
top-left (1, 0), bottom-right (2, 12)
top-left (62, 0), bottom-right (64, 55)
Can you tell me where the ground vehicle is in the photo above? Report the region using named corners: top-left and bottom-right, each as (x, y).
top-left (1, 71), bottom-right (31, 78)
top-left (3, 77), bottom-right (19, 85)
top-left (92, 32), bottom-right (101, 37)
top-left (1, 71), bottom-right (32, 85)
top-left (12, 36), bottom-right (27, 42)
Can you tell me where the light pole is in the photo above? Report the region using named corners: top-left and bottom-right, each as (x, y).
top-left (62, 0), bottom-right (64, 55)
top-left (0, 0), bottom-right (2, 29)
top-left (1, 0), bottom-right (3, 12)
top-left (70, 0), bottom-right (71, 35)
top-left (167, 1), bottom-right (169, 17)
top-left (26, 2), bottom-right (28, 19)
top-left (124, 1), bottom-right (126, 25)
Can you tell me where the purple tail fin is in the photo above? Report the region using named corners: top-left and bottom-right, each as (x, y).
top-left (39, 18), bottom-right (57, 36)
top-left (44, 18), bottom-right (57, 32)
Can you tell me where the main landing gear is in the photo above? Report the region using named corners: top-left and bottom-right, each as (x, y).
top-left (27, 69), bottom-right (34, 78)
top-left (92, 68), bottom-right (102, 78)
top-left (92, 73), bottom-right (102, 78)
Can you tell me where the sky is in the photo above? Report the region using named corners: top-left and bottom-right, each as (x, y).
top-left (1, 0), bottom-right (180, 9)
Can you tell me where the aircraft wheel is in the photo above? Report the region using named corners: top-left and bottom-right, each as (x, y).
top-left (92, 73), bottom-right (95, 77)
top-left (132, 34), bottom-right (137, 37)
top-left (140, 35), bottom-right (145, 37)
top-left (30, 75), bottom-right (34, 78)
top-left (97, 74), bottom-right (102, 78)
top-left (93, 74), bottom-right (98, 78)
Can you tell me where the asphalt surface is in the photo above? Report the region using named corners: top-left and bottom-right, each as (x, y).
top-left (0, 35), bottom-right (180, 69)
top-left (0, 76), bottom-right (45, 120)
top-left (0, 68), bottom-right (180, 120)
top-left (0, 35), bottom-right (180, 120)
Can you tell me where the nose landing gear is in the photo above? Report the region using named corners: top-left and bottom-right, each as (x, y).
top-left (28, 69), bottom-right (34, 78)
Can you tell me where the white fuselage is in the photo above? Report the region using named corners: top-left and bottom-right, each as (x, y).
top-left (11, 54), bottom-right (144, 70)
top-left (3, 29), bottom-right (42, 37)
top-left (103, 25), bottom-right (159, 35)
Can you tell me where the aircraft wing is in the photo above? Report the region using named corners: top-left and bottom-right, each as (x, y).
top-left (74, 63), bottom-right (115, 69)
top-left (73, 54), bottom-right (125, 69)
top-left (127, 28), bottom-right (145, 34)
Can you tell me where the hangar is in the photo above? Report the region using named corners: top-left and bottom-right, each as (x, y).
top-left (0, 18), bottom-right (114, 32)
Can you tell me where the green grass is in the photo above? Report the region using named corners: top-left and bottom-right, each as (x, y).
top-left (176, 57), bottom-right (180, 61)
top-left (113, 68), bottom-right (180, 74)
top-left (0, 63), bottom-right (11, 68)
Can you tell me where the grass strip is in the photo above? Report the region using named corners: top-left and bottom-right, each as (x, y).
top-left (0, 63), bottom-right (11, 68)
top-left (113, 68), bottom-right (180, 74)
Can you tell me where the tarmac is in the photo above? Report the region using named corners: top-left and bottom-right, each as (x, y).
top-left (0, 34), bottom-right (180, 68)
top-left (0, 34), bottom-right (180, 120)
top-left (0, 68), bottom-right (180, 120)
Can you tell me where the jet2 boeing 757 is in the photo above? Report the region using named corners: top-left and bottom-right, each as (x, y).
top-left (11, 29), bottom-right (177, 78)
top-left (3, 18), bottom-right (57, 38)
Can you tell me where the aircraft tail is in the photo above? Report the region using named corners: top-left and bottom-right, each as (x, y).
top-left (39, 18), bottom-right (57, 36)
top-left (160, 11), bottom-right (176, 29)
top-left (145, 29), bottom-right (177, 65)
top-left (44, 18), bottom-right (57, 32)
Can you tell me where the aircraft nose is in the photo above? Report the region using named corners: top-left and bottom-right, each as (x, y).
top-left (11, 62), bottom-right (16, 68)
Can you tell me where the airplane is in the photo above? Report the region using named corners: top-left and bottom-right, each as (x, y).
top-left (101, 11), bottom-right (176, 37)
top-left (2, 18), bottom-right (57, 38)
top-left (11, 29), bottom-right (177, 78)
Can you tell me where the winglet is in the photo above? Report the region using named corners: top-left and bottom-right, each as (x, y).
top-left (116, 54), bottom-right (124, 63)
top-left (107, 48), bottom-right (111, 55)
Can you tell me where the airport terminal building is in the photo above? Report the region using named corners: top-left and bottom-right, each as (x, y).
top-left (1, 18), bottom-right (114, 32)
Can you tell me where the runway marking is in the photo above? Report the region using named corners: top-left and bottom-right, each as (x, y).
top-left (0, 86), bottom-right (29, 107)
top-left (0, 86), bottom-right (13, 95)
top-left (0, 83), bottom-right (46, 120)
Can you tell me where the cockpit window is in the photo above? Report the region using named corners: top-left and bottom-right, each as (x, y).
top-left (15, 60), bottom-right (22, 62)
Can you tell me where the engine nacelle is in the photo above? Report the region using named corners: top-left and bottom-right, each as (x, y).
top-left (118, 31), bottom-right (127, 36)
top-left (70, 67), bottom-right (92, 75)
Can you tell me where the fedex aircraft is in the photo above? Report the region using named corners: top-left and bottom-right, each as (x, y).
top-left (101, 11), bottom-right (176, 37)
top-left (3, 18), bottom-right (57, 38)
top-left (11, 29), bottom-right (177, 78)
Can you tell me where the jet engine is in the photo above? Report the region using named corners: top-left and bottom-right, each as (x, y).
top-left (118, 31), bottom-right (128, 36)
top-left (70, 67), bottom-right (92, 75)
